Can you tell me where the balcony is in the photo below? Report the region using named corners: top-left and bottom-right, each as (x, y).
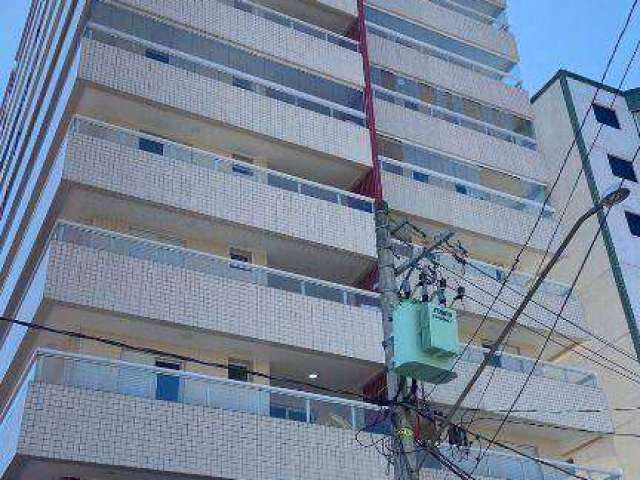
top-left (424, 344), bottom-right (613, 452)
top-left (373, 96), bottom-right (547, 183)
top-left (395, 243), bottom-right (587, 347)
top-left (61, 116), bottom-right (376, 262)
top-left (436, 253), bottom-right (589, 343)
top-left (0, 350), bottom-right (622, 480)
top-left (367, 33), bottom-right (533, 117)
top-left (76, 30), bottom-right (371, 170)
top-left (381, 158), bottom-right (561, 254)
top-left (43, 222), bottom-right (383, 363)
top-left (366, 0), bottom-right (518, 61)
top-left (105, 0), bottom-right (364, 86)
top-left (426, 0), bottom-right (510, 31)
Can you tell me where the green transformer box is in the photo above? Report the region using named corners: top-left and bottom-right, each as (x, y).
top-left (392, 300), bottom-right (459, 384)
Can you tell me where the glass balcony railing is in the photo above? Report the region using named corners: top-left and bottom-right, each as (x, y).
top-left (11, 350), bottom-right (621, 480)
top-left (69, 117), bottom-right (375, 214)
top-left (460, 345), bottom-right (598, 388)
top-left (51, 222), bottom-right (381, 310)
top-left (381, 158), bottom-right (553, 219)
top-left (86, 1), bottom-right (366, 126)
top-left (371, 66), bottom-right (534, 138)
top-left (430, 446), bottom-right (623, 480)
top-left (374, 87), bottom-right (537, 150)
top-left (433, 252), bottom-right (571, 298)
top-left (83, 27), bottom-right (365, 127)
top-left (366, 24), bottom-right (523, 88)
top-left (393, 244), bottom-right (571, 299)
top-left (425, 0), bottom-right (510, 31)
top-left (217, 0), bottom-right (359, 51)
top-left (30, 349), bottom-right (384, 432)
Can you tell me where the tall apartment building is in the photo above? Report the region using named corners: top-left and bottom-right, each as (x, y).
top-left (0, 1), bottom-right (625, 480)
top-left (533, 70), bottom-right (640, 479)
top-left (627, 87), bottom-right (640, 129)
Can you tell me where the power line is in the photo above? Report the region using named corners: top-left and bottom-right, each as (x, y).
top-left (0, 316), bottom-right (368, 401)
top-left (460, 36), bottom-right (640, 430)
top-left (472, 140), bottom-right (640, 472)
top-left (452, 253), bottom-right (640, 367)
top-left (438, 264), bottom-right (640, 385)
top-left (410, 408), bottom-right (596, 480)
top-left (521, 37), bottom-right (640, 365)
top-left (438, 0), bottom-right (640, 430)
top-left (467, 416), bottom-right (640, 439)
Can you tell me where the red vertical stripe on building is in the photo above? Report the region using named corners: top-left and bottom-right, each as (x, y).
top-left (356, 0), bottom-right (383, 201)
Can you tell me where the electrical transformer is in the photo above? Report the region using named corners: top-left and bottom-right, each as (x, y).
top-left (392, 299), bottom-right (459, 384)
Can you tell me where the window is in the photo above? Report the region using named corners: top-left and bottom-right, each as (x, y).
top-left (412, 171), bottom-right (429, 183)
top-left (228, 359), bottom-right (251, 382)
top-left (608, 154), bottom-right (637, 182)
top-left (231, 163), bottom-right (254, 176)
top-left (593, 104), bottom-right (621, 129)
top-left (144, 48), bottom-right (169, 64)
top-left (626, 211), bottom-right (640, 237)
top-left (139, 137), bottom-right (164, 155)
top-left (155, 360), bottom-right (181, 401)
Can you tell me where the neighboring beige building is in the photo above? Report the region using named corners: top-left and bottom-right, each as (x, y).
top-left (532, 70), bottom-right (640, 479)
top-left (0, 1), bottom-right (626, 480)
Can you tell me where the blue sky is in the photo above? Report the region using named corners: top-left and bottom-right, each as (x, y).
top-left (0, 1), bottom-right (638, 101)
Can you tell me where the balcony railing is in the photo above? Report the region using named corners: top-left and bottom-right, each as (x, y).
top-left (69, 116), bottom-right (375, 214)
top-left (366, 23), bottom-right (522, 88)
top-left (217, 0), bottom-right (359, 51)
top-left (84, 26), bottom-right (366, 127)
top-left (31, 349), bottom-right (383, 431)
top-left (433, 445), bottom-right (622, 480)
top-left (434, 252), bottom-right (571, 298)
top-left (425, 0), bottom-right (510, 31)
top-left (51, 222), bottom-right (381, 310)
top-left (86, 0), bottom-right (366, 125)
top-left (460, 345), bottom-right (598, 388)
top-left (394, 244), bottom-right (570, 298)
top-left (381, 157), bottom-right (552, 218)
top-left (374, 87), bottom-right (537, 151)
top-left (13, 349), bottom-right (621, 480)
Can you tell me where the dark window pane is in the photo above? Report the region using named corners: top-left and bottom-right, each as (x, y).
top-left (413, 171), bottom-right (429, 183)
top-left (139, 137), bottom-right (164, 155)
top-left (233, 76), bottom-right (254, 91)
top-left (155, 360), bottom-right (180, 402)
top-left (625, 211), bottom-right (640, 237)
top-left (608, 154), bottom-right (637, 182)
top-left (593, 104), bottom-right (621, 129)
top-left (345, 196), bottom-right (374, 213)
top-left (232, 163), bottom-right (254, 176)
top-left (382, 161), bottom-right (404, 176)
top-left (145, 48), bottom-right (170, 63)
top-left (228, 363), bottom-right (249, 382)
top-left (455, 184), bottom-right (468, 195)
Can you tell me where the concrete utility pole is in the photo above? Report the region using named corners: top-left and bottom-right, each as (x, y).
top-left (375, 201), bottom-right (454, 480)
top-left (374, 199), bottom-right (421, 480)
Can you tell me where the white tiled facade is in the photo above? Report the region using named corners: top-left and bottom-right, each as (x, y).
top-left (0, 1), bottom-right (624, 480)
